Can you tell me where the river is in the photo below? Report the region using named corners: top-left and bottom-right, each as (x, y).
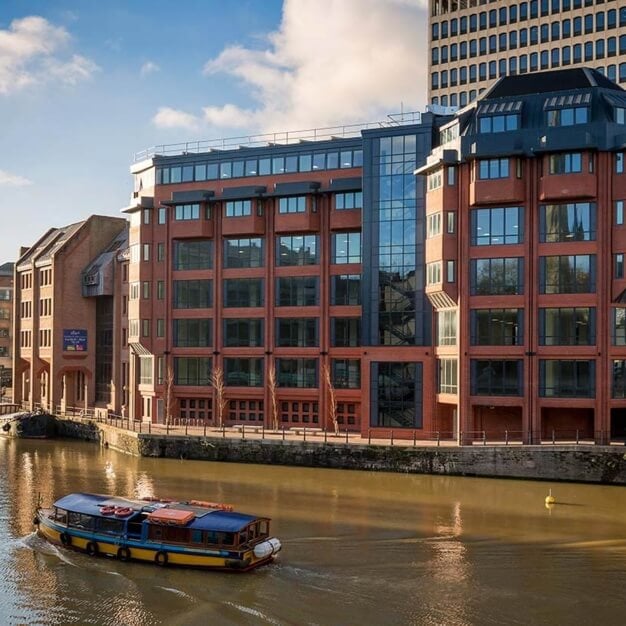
top-left (1, 437), bottom-right (626, 625)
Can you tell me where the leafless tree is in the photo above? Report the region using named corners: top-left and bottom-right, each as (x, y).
top-left (164, 364), bottom-right (174, 426)
top-left (268, 363), bottom-right (278, 430)
top-left (210, 366), bottom-right (227, 427)
top-left (322, 362), bottom-right (339, 435)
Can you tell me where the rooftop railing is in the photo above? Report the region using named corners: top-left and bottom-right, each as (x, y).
top-left (133, 111), bottom-right (422, 162)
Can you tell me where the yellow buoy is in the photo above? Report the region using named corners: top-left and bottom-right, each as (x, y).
top-left (545, 488), bottom-right (556, 505)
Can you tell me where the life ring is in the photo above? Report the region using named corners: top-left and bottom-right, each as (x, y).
top-left (100, 506), bottom-right (116, 516)
top-left (86, 542), bottom-right (99, 557)
top-left (155, 551), bottom-right (168, 567)
top-left (60, 532), bottom-right (71, 546)
top-left (114, 507), bottom-right (133, 518)
top-left (117, 546), bottom-right (131, 561)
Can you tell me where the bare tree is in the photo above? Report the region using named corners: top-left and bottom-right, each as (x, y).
top-left (210, 366), bottom-right (227, 427)
top-left (322, 362), bottom-right (339, 435)
top-left (164, 364), bottom-right (174, 426)
top-left (268, 363), bottom-right (278, 430)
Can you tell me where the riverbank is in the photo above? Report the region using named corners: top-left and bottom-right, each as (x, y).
top-left (52, 416), bottom-right (626, 485)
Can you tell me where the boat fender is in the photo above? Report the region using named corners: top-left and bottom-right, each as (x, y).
top-left (116, 546), bottom-right (131, 561)
top-left (60, 532), bottom-right (71, 546)
top-left (155, 551), bottom-right (168, 567)
top-left (86, 542), bottom-right (99, 557)
top-left (253, 542), bottom-right (273, 559)
top-left (33, 516), bottom-right (40, 526)
top-left (226, 558), bottom-right (250, 569)
top-left (2, 423), bottom-right (10, 432)
top-left (268, 537), bottom-right (282, 554)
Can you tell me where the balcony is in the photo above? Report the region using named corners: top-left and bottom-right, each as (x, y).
top-left (470, 177), bottom-right (525, 206)
top-left (330, 209), bottom-right (361, 231)
top-left (539, 173), bottom-right (597, 202)
top-left (169, 217), bottom-right (214, 239)
top-left (274, 210), bottom-right (320, 234)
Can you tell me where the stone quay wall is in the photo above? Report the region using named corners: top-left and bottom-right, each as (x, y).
top-left (50, 417), bottom-right (626, 485)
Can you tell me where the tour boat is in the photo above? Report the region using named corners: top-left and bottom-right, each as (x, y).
top-left (34, 492), bottom-right (281, 571)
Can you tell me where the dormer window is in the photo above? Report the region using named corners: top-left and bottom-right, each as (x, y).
top-left (478, 114), bottom-right (519, 133)
top-left (615, 107), bottom-right (626, 124)
top-left (547, 106), bottom-right (589, 127)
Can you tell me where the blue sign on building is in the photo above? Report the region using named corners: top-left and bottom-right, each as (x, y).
top-left (63, 329), bottom-right (87, 352)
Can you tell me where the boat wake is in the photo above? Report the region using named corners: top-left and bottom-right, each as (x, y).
top-left (224, 601), bottom-right (282, 625)
top-left (156, 586), bottom-right (196, 601)
top-left (17, 532), bottom-right (77, 566)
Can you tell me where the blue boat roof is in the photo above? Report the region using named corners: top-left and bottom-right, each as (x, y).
top-left (53, 493), bottom-right (261, 533)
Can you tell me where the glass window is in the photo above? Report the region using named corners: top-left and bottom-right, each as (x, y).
top-left (371, 362), bottom-right (422, 428)
top-left (223, 238), bottom-right (263, 268)
top-left (173, 280), bottom-right (212, 309)
top-left (471, 207), bottom-right (523, 245)
top-left (539, 360), bottom-right (595, 397)
top-left (540, 202), bottom-right (595, 242)
top-left (174, 203), bottom-right (200, 220)
top-left (471, 258), bottom-right (523, 295)
top-left (173, 240), bottom-right (212, 270)
top-left (332, 232), bottom-right (361, 264)
top-left (539, 308), bottom-right (595, 345)
top-left (471, 309), bottom-right (523, 346)
top-left (278, 196), bottom-right (306, 214)
top-left (547, 107), bottom-right (589, 127)
top-left (332, 359), bottom-right (360, 389)
top-left (276, 277), bottom-right (318, 306)
top-left (616, 200), bottom-right (624, 225)
top-left (471, 360), bottom-right (523, 396)
top-left (225, 200), bottom-right (251, 217)
top-left (438, 359), bottom-right (458, 394)
top-left (174, 357), bottom-right (211, 386)
top-left (540, 254), bottom-right (595, 293)
top-left (224, 358), bottom-right (264, 387)
top-left (548, 153), bottom-right (582, 174)
top-left (224, 319), bottom-right (263, 347)
top-left (224, 278), bottom-right (264, 308)
top-left (331, 274), bottom-right (361, 306)
top-left (173, 319), bottom-right (212, 347)
top-left (478, 158), bottom-right (509, 179)
top-left (437, 309), bottom-right (457, 346)
top-left (277, 358), bottom-right (318, 388)
top-left (335, 192), bottom-right (363, 210)
top-left (276, 235), bottom-right (319, 266)
top-left (478, 114), bottom-right (519, 133)
top-left (331, 318), bottom-right (361, 347)
top-left (276, 318), bottom-right (318, 347)
top-left (613, 308), bottom-right (626, 345)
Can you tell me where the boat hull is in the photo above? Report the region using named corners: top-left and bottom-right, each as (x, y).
top-left (36, 514), bottom-right (273, 571)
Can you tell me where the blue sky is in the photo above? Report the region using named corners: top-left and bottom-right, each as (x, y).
top-left (0, 0), bottom-right (427, 262)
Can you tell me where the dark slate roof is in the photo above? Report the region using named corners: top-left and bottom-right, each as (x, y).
top-left (0, 262), bottom-right (13, 276)
top-left (485, 68), bottom-right (624, 100)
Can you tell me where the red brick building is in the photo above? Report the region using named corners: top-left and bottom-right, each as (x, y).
top-left (419, 68), bottom-right (626, 443)
top-left (0, 262), bottom-right (13, 396)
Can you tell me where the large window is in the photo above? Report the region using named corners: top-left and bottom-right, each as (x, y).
top-left (174, 204), bottom-right (200, 220)
top-left (173, 240), bottom-right (212, 270)
top-left (276, 235), bottom-right (319, 266)
top-left (471, 360), bottom-right (523, 396)
top-left (478, 158), bottom-right (509, 179)
top-left (332, 232), bottom-right (361, 264)
top-left (224, 278), bottom-right (264, 308)
top-left (276, 277), bottom-right (318, 306)
top-left (277, 358), bottom-right (318, 388)
top-left (224, 358), bottom-right (263, 387)
top-left (173, 318), bottom-right (212, 347)
top-left (223, 238), bottom-right (263, 268)
top-left (471, 258), bottom-right (523, 295)
top-left (224, 319), bottom-right (263, 347)
top-left (335, 192), bottom-right (362, 210)
top-left (471, 206), bottom-right (523, 246)
top-left (173, 280), bottom-right (212, 309)
top-left (276, 318), bottom-right (318, 347)
top-left (331, 318), bottom-right (361, 347)
top-left (225, 200), bottom-right (251, 217)
top-left (278, 196), bottom-right (306, 214)
top-left (540, 255), bottom-right (595, 293)
top-left (546, 106), bottom-right (589, 127)
top-left (540, 360), bottom-right (595, 397)
top-left (540, 203), bottom-right (595, 242)
top-left (613, 360), bottom-right (626, 398)
top-left (470, 309), bottom-right (523, 345)
top-left (331, 274), bottom-right (361, 306)
top-left (478, 114), bottom-right (519, 133)
top-left (613, 308), bottom-right (626, 345)
top-left (371, 362), bottom-right (422, 428)
top-left (438, 359), bottom-right (458, 394)
top-left (437, 309), bottom-right (457, 346)
top-left (174, 357), bottom-right (211, 386)
top-left (540, 308), bottom-right (595, 345)
top-left (548, 153), bottom-right (582, 174)
top-left (332, 359), bottom-right (360, 389)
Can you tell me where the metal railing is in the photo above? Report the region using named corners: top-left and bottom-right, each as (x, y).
top-left (133, 112), bottom-right (422, 162)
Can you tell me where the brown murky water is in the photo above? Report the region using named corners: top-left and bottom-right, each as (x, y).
top-left (2, 437), bottom-right (626, 625)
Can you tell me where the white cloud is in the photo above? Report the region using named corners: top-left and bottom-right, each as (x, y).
top-left (0, 15), bottom-right (98, 95)
top-left (153, 107), bottom-right (200, 131)
top-left (140, 61), bottom-right (160, 77)
top-left (0, 170), bottom-right (32, 187)
top-left (155, 0), bottom-right (428, 134)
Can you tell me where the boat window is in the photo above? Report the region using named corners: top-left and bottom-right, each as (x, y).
top-left (149, 526), bottom-right (163, 541)
top-left (206, 531), bottom-right (235, 546)
top-left (163, 526), bottom-right (189, 544)
top-left (97, 517), bottom-right (125, 534)
top-left (53, 508), bottom-right (68, 524)
top-left (259, 520), bottom-right (269, 537)
top-left (190, 530), bottom-right (204, 545)
top-left (68, 512), bottom-right (95, 531)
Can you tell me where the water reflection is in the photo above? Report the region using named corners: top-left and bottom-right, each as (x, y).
top-left (2, 438), bottom-right (626, 625)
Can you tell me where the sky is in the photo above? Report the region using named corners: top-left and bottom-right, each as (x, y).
top-left (0, 0), bottom-right (428, 262)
